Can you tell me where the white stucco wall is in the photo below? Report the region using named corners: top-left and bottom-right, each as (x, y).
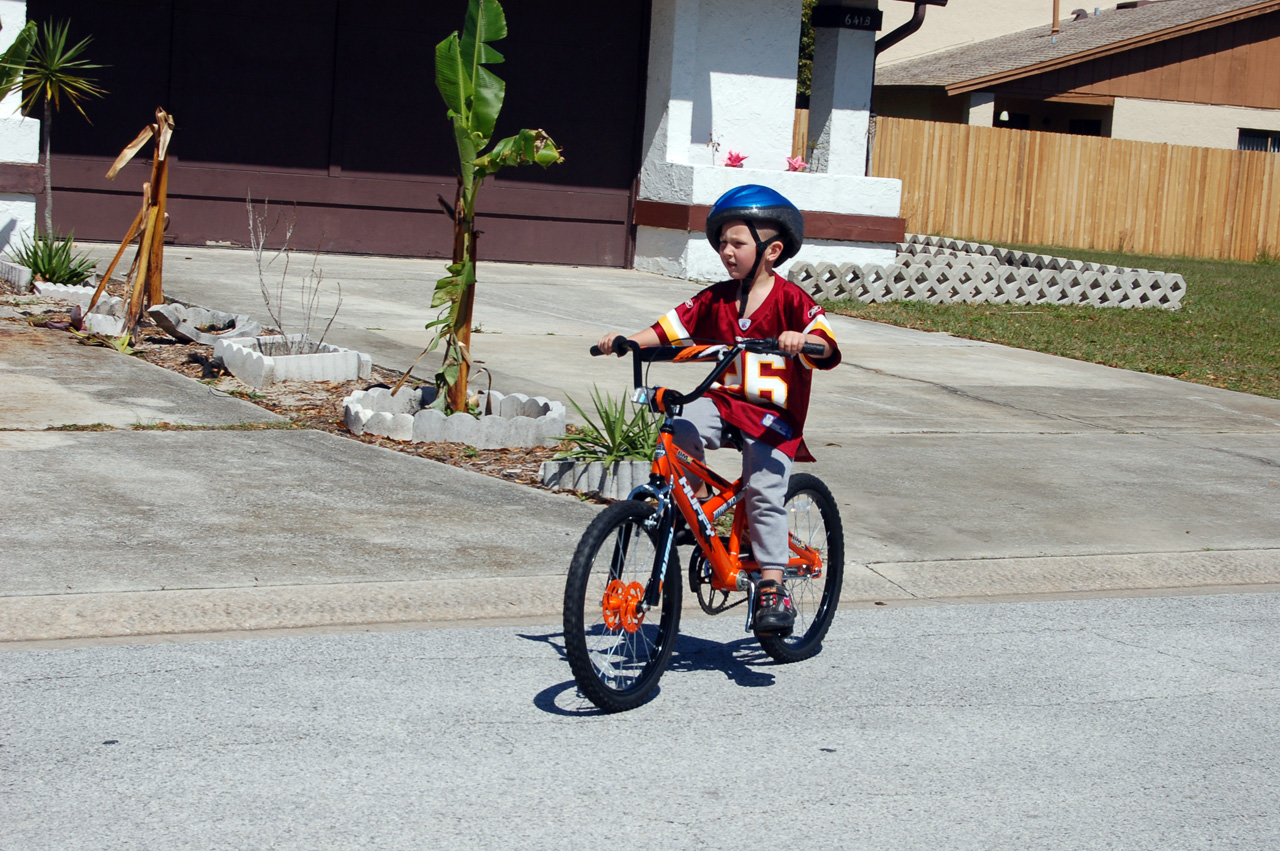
top-left (635, 155), bottom-right (901, 279)
top-left (0, 0), bottom-right (37, 251)
top-left (639, 0), bottom-right (803, 172)
top-left (636, 0), bottom-right (902, 280)
top-left (636, 160), bottom-right (902, 280)
top-left (808, 25), bottom-right (875, 175)
top-left (636, 223), bottom-right (897, 282)
top-left (966, 91), bottom-right (995, 126)
top-left (1111, 97), bottom-right (1280, 149)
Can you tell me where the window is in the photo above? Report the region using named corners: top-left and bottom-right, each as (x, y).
top-left (1238, 129), bottom-right (1280, 153)
top-left (1069, 118), bottom-right (1103, 137)
top-left (995, 112), bottom-right (1030, 130)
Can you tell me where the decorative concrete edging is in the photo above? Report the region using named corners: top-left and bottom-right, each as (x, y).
top-left (149, 303), bottom-right (261, 346)
top-left (539, 459), bottom-right (652, 500)
top-left (788, 234), bottom-right (1185, 310)
top-left (32, 281), bottom-right (128, 335)
top-left (0, 256), bottom-right (32, 293)
top-left (900, 233), bottom-right (1166, 275)
top-left (343, 386), bottom-right (566, 450)
top-left (214, 334), bottom-right (372, 388)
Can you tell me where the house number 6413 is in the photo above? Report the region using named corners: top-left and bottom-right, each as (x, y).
top-left (811, 7), bottom-right (884, 31)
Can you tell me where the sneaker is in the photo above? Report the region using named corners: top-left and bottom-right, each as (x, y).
top-left (753, 579), bottom-right (795, 636)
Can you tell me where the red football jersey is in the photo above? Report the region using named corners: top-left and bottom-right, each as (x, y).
top-left (648, 273), bottom-right (841, 461)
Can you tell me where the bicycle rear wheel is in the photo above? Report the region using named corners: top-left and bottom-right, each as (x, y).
top-left (757, 472), bottom-right (844, 663)
top-left (563, 500), bottom-right (682, 712)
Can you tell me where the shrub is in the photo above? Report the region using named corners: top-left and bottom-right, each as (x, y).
top-left (557, 386), bottom-right (659, 465)
top-left (8, 230), bottom-right (97, 285)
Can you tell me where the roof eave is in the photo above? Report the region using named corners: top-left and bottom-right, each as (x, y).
top-left (944, 0), bottom-right (1280, 96)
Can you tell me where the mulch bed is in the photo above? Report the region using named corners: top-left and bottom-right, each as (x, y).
top-left (2, 276), bottom-right (569, 490)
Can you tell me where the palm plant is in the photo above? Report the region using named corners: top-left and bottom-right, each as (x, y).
top-left (12, 20), bottom-right (105, 233)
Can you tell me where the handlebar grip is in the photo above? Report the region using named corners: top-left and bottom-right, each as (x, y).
top-left (590, 337), bottom-right (635, 357)
top-left (801, 342), bottom-right (826, 357)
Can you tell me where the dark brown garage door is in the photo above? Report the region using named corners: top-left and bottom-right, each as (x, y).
top-left (32, 0), bottom-right (650, 266)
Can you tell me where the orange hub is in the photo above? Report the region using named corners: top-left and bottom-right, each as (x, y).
top-left (601, 580), bottom-right (646, 633)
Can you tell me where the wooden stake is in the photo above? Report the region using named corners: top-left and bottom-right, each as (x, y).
top-left (101, 108), bottom-right (176, 334)
top-left (146, 154), bottom-right (170, 307)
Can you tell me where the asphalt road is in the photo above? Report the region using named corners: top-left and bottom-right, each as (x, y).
top-left (4, 591), bottom-right (1278, 850)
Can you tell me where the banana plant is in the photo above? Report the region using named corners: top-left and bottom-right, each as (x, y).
top-left (0, 20), bottom-right (37, 94)
top-left (427, 0), bottom-right (562, 412)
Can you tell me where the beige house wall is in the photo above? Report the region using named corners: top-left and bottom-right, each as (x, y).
top-left (1112, 97), bottom-right (1280, 148)
top-left (877, 0), bottom-right (1091, 67)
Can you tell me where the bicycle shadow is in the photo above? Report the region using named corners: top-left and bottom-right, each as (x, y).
top-left (521, 629), bottom-right (778, 717)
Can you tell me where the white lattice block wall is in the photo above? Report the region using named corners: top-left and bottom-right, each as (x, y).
top-left (788, 235), bottom-right (1185, 310)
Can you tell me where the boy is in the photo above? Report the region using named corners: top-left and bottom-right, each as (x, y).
top-left (597, 185), bottom-right (841, 635)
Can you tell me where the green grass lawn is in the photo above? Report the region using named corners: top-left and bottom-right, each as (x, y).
top-left (824, 245), bottom-right (1280, 400)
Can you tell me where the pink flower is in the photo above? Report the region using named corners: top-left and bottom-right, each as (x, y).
top-left (723, 150), bottom-right (748, 168)
top-left (786, 156), bottom-right (808, 172)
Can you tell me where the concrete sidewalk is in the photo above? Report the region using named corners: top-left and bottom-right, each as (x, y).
top-left (2, 245), bottom-right (1278, 643)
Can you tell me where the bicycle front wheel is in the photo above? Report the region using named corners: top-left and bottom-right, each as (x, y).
top-left (757, 472), bottom-right (844, 664)
top-left (563, 500), bottom-right (682, 713)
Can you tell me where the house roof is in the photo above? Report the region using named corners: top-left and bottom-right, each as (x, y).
top-left (876, 0), bottom-right (1280, 95)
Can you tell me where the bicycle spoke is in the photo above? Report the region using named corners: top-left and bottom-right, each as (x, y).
top-left (757, 474), bottom-right (844, 664)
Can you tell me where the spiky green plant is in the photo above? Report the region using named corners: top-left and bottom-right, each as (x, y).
top-left (556, 386), bottom-right (660, 466)
top-left (7, 229), bottom-right (96, 285)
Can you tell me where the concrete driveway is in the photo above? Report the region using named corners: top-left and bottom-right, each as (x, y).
top-left (1, 245), bottom-right (1276, 643)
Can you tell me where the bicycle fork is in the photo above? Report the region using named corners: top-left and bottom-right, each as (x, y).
top-left (636, 482), bottom-right (677, 614)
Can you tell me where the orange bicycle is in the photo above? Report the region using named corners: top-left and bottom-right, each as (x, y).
top-left (563, 337), bottom-right (844, 712)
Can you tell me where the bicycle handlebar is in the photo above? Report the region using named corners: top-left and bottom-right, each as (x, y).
top-left (588, 337), bottom-right (826, 411)
top-left (588, 338), bottom-right (824, 359)
top-left (588, 336), bottom-right (637, 358)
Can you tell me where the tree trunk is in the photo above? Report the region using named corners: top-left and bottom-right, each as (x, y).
top-left (41, 100), bottom-right (52, 233)
top-left (447, 226), bottom-right (477, 413)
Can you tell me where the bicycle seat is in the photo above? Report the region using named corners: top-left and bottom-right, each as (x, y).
top-left (720, 424), bottom-right (744, 452)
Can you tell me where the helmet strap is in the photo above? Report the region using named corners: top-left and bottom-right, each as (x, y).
top-left (743, 220), bottom-right (780, 284)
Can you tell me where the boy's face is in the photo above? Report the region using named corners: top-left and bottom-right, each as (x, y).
top-left (717, 219), bottom-right (782, 280)
top-left (717, 221), bottom-right (757, 280)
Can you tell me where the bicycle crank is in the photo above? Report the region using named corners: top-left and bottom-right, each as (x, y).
top-left (688, 551), bottom-right (745, 615)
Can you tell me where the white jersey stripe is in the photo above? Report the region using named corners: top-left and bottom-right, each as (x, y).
top-left (657, 309), bottom-right (693, 345)
top-left (799, 315), bottom-right (836, 369)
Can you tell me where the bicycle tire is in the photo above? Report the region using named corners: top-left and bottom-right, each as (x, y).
top-left (756, 472), bottom-right (844, 663)
top-left (563, 500), bottom-right (682, 712)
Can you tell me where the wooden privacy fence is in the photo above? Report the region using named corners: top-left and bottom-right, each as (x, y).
top-left (867, 117), bottom-right (1279, 262)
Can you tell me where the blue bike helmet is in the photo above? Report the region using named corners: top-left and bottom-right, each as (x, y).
top-left (705, 184), bottom-right (805, 265)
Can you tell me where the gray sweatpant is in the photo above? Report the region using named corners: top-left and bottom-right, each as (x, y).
top-left (671, 397), bottom-right (792, 572)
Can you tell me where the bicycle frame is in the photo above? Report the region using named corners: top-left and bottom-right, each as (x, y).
top-left (640, 423), bottom-right (825, 595)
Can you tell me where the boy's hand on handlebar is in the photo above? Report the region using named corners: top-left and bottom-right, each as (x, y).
top-left (593, 328), bottom-right (662, 356)
top-left (777, 330), bottom-right (827, 358)
top-left (596, 332), bottom-right (624, 356)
